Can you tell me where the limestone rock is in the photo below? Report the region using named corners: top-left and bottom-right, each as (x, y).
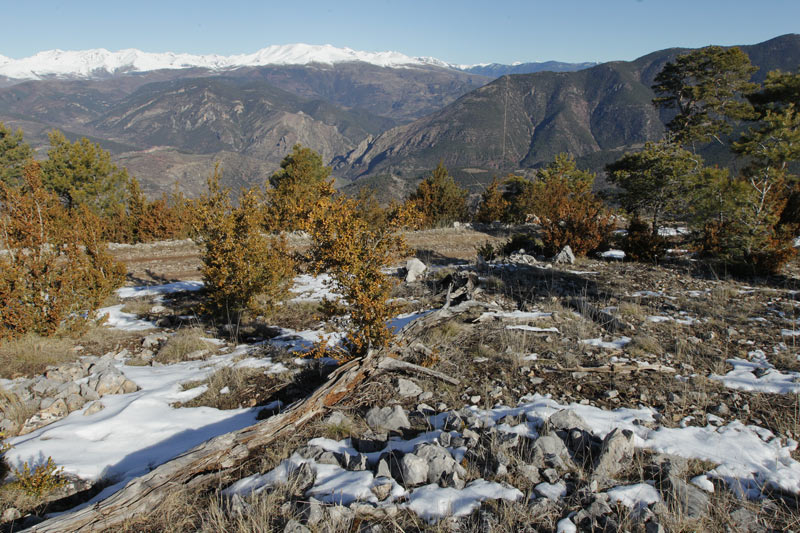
top-left (593, 428), bottom-right (635, 481)
top-left (554, 245), bottom-right (576, 265)
top-left (366, 405), bottom-right (410, 432)
top-left (396, 378), bottom-right (423, 398)
top-left (405, 258), bottom-right (427, 283)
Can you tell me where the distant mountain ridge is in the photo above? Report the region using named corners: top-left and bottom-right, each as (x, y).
top-left (0, 44), bottom-right (595, 81)
top-left (461, 61), bottom-right (597, 77)
top-left (337, 34), bottom-right (800, 189)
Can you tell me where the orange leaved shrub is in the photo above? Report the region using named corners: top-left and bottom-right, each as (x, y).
top-left (307, 194), bottom-right (420, 360)
top-left (0, 163), bottom-right (125, 340)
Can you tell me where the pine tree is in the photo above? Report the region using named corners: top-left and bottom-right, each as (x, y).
top-left (653, 46), bottom-right (757, 147)
top-left (195, 166), bottom-right (295, 324)
top-left (475, 177), bottom-right (509, 223)
top-left (606, 140), bottom-right (702, 235)
top-left (40, 131), bottom-right (128, 216)
top-left (265, 144), bottom-right (335, 231)
top-left (408, 162), bottom-right (467, 228)
top-left (0, 122), bottom-right (34, 188)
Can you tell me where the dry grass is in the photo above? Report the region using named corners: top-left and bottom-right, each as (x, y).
top-left (155, 328), bottom-right (216, 364)
top-left (0, 387), bottom-right (37, 437)
top-left (120, 299), bottom-right (156, 316)
top-left (175, 365), bottom-right (291, 410)
top-left (0, 335), bottom-right (76, 379)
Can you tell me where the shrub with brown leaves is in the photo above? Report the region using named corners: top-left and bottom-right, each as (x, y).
top-left (0, 163), bottom-right (125, 340)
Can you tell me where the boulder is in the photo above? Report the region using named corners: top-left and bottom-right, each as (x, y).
top-left (398, 453), bottom-right (428, 487)
top-left (593, 428), bottom-right (635, 481)
top-left (366, 405), bottom-right (410, 432)
top-left (83, 401), bottom-right (106, 416)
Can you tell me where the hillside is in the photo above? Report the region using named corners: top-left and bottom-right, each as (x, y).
top-left (337, 34), bottom-right (800, 188)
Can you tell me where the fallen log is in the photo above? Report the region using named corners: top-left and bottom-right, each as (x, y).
top-left (26, 354), bottom-right (378, 532)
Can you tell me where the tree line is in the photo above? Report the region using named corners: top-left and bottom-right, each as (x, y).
top-left (0, 44), bottom-right (797, 354)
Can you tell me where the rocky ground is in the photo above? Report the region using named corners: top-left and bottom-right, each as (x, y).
top-left (2, 227), bottom-right (800, 532)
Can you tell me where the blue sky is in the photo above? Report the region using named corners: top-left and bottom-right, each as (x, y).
top-left (2, 0), bottom-right (798, 64)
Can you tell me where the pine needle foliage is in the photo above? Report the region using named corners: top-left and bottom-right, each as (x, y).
top-left (475, 176), bottom-right (509, 224)
top-left (194, 166), bottom-right (295, 323)
top-left (0, 122), bottom-right (34, 188)
top-left (307, 195), bottom-right (420, 360)
top-left (264, 144), bottom-right (335, 231)
top-left (0, 163), bottom-right (125, 340)
top-left (408, 162), bottom-right (467, 228)
top-left (41, 131), bottom-right (129, 216)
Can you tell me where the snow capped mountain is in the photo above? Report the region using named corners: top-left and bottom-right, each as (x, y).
top-left (0, 44), bottom-right (455, 80)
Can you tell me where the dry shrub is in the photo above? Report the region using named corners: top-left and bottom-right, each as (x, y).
top-left (307, 194), bottom-right (419, 360)
top-left (155, 328), bottom-right (216, 364)
top-left (0, 163), bottom-right (125, 340)
top-left (194, 166), bottom-right (295, 323)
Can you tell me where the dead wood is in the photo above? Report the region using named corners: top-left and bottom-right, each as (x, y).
top-left (376, 357), bottom-right (460, 385)
top-left (26, 354), bottom-right (379, 532)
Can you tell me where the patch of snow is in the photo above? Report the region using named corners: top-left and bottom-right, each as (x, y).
top-left (657, 226), bottom-right (689, 237)
top-left (6, 349), bottom-right (282, 482)
top-left (691, 474), bottom-right (715, 492)
top-left (632, 290), bottom-right (676, 300)
top-left (289, 273), bottom-right (338, 302)
top-left (711, 350), bottom-right (800, 394)
top-left (557, 517), bottom-right (577, 533)
top-left (116, 281), bottom-right (204, 299)
top-left (600, 249), bottom-right (625, 260)
top-left (405, 480), bottom-right (522, 522)
top-left (647, 315), bottom-right (673, 323)
top-left (96, 304), bottom-right (157, 331)
top-left (535, 481), bottom-right (567, 500)
top-left (579, 337), bottom-right (631, 350)
top-left (478, 310), bottom-right (553, 321)
top-left (606, 482), bottom-right (661, 509)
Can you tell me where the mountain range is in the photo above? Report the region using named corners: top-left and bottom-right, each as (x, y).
top-left (0, 37), bottom-right (797, 198)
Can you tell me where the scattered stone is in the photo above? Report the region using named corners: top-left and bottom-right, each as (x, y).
top-left (405, 258), bottom-right (427, 283)
top-left (371, 478), bottom-right (393, 501)
top-left (284, 519), bottom-right (311, 533)
top-left (398, 453), bottom-right (428, 487)
top-left (1, 507), bottom-right (21, 522)
top-left (593, 428), bottom-right (635, 482)
top-left (554, 245), bottom-right (576, 265)
top-left (546, 409), bottom-right (591, 434)
top-left (396, 378), bottom-right (422, 398)
top-left (661, 477), bottom-right (709, 519)
top-left (287, 462), bottom-right (316, 497)
top-left (83, 401), bottom-right (106, 416)
top-left (365, 405), bottom-right (410, 432)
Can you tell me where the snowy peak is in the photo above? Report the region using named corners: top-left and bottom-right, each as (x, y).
top-left (0, 44), bottom-right (450, 80)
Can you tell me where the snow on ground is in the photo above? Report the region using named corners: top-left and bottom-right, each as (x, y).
top-left (427, 394), bottom-right (800, 498)
top-left (289, 273), bottom-right (338, 302)
top-left (579, 337), bottom-right (631, 350)
top-left (606, 483), bottom-right (661, 509)
top-left (116, 281), bottom-right (204, 299)
top-left (478, 310), bottom-right (553, 321)
top-left (96, 305), bottom-right (157, 331)
top-left (6, 348), bottom-right (282, 486)
top-left (711, 350), bottom-right (800, 394)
